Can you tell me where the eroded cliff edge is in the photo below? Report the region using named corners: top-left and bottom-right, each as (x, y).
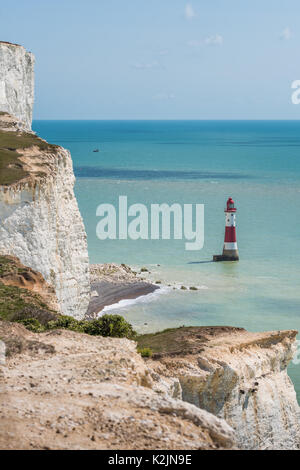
top-left (139, 326), bottom-right (300, 450)
top-left (0, 322), bottom-right (236, 450)
top-left (0, 114), bottom-right (90, 318)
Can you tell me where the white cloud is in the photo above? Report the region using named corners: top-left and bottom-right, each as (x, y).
top-left (185, 3), bottom-right (196, 20)
top-left (131, 61), bottom-right (162, 70)
top-left (280, 27), bottom-right (292, 40)
top-left (204, 34), bottom-right (223, 46)
top-left (159, 49), bottom-right (169, 56)
top-left (153, 92), bottom-right (175, 100)
top-left (187, 35), bottom-right (223, 48)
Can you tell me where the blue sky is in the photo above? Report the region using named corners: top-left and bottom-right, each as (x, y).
top-left (2, 0), bottom-right (300, 119)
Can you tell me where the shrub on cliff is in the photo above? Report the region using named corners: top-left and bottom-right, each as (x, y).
top-left (16, 317), bottom-right (45, 333)
top-left (10, 306), bottom-right (58, 326)
top-left (0, 283), bottom-right (54, 322)
top-left (137, 347), bottom-right (153, 358)
top-left (83, 314), bottom-right (137, 339)
top-left (16, 313), bottom-right (137, 339)
top-left (46, 315), bottom-right (86, 333)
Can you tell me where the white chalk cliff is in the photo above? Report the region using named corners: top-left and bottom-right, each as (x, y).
top-left (0, 42), bottom-right (34, 130)
top-left (149, 327), bottom-right (300, 450)
top-left (0, 44), bottom-right (90, 318)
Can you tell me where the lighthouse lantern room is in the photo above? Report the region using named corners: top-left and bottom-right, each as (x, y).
top-left (213, 197), bottom-right (239, 262)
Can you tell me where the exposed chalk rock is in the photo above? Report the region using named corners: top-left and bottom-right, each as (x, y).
top-left (0, 322), bottom-right (236, 450)
top-left (0, 114), bottom-right (90, 318)
top-left (145, 326), bottom-right (300, 450)
top-left (0, 42), bottom-right (34, 130)
top-left (0, 43), bottom-right (90, 318)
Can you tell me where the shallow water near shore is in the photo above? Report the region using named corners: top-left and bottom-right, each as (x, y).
top-left (33, 120), bottom-right (300, 402)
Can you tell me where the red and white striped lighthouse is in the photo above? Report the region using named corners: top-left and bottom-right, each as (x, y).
top-left (213, 197), bottom-right (239, 261)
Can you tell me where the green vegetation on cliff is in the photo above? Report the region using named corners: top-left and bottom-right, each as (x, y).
top-left (137, 347), bottom-right (153, 358)
top-left (0, 255), bottom-right (56, 321)
top-left (0, 256), bottom-right (136, 340)
top-left (0, 126), bottom-right (58, 185)
top-left (0, 255), bottom-right (23, 276)
top-left (136, 327), bottom-right (191, 355)
top-left (0, 284), bottom-right (52, 321)
top-left (0, 284), bottom-right (137, 339)
top-left (137, 325), bottom-right (245, 357)
top-left (10, 311), bottom-right (137, 339)
top-left (0, 255), bottom-right (136, 339)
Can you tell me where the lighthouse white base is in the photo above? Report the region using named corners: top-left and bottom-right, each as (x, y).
top-left (223, 242), bottom-right (238, 251)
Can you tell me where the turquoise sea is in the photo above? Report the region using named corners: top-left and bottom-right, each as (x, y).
top-left (33, 120), bottom-right (300, 400)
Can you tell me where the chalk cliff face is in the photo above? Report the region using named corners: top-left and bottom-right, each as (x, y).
top-left (0, 114), bottom-right (90, 318)
top-left (147, 327), bottom-right (300, 450)
top-left (0, 42), bottom-right (34, 130)
top-left (0, 42), bottom-right (90, 318)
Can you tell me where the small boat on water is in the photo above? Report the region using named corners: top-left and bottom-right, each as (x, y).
top-left (93, 149), bottom-right (100, 153)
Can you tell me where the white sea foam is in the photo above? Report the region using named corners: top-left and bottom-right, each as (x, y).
top-left (100, 282), bottom-right (209, 317)
top-left (100, 286), bottom-right (171, 316)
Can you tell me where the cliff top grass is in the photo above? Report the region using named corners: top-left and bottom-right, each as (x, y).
top-left (136, 325), bottom-right (245, 357)
top-left (0, 126), bottom-right (58, 185)
top-left (0, 255), bottom-right (58, 322)
top-left (0, 255), bottom-right (25, 276)
top-left (0, 284), bottom-right (53, 321)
